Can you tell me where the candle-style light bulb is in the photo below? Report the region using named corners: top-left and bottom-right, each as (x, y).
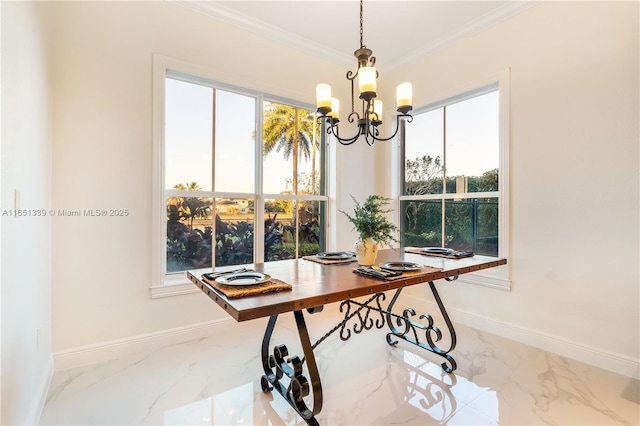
top-left (316, 84), bottom-right (332, 110)
top-left (328, 98), bottom-right (340, 119)
top-left (373, 100), bottom-right (383, 121)
top-left (396, 82), bottom-right (413, 114)
top-left (358, 67), bottom-right (377, 100)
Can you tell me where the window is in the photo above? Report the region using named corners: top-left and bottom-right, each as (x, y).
top-left (399, 74), bottom-right (510, 290)
top-left (152, 57), bottom-right (327, 296)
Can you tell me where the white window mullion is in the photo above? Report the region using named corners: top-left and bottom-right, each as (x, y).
top-left (254, 95), bottom-right (265, 263)
top-left (497, 69), bottom-right (511, 263)
top-left (211, 88), bottom-right (217, 267)
top-left (152, 56), bottom-right (169, 292)
top-left (441, 106), bottom-right (447, 248)
top-left (262, 193), bottom-right (328, 202)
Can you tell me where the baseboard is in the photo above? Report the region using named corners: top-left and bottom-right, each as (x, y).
top-left (399, 294), bottom-right (640, 379)
top-left (53, 317), bottom-right (256, 372)
top-left (52, 305), bottom-right (346, 372)
top-left (25, 353), bottom-right (54, 425)
top-left (53, 298), bottom-right (639, 379)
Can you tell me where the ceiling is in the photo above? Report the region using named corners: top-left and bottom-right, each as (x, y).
top-left (172, 0), bottom-right (537, 72)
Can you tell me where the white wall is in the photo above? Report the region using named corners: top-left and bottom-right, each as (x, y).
top-left (49, 1), bottom-right (349, 353)
top-left (1, 1), bottom-right (54, 424)
top-left (385, 1), bottom-right (639, 376)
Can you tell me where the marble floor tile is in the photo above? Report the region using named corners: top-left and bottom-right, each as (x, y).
top-left (40, 305), bottom-right (639, 425)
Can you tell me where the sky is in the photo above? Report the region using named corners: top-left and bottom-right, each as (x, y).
top-left (165, 78), bottom-right (314, 195)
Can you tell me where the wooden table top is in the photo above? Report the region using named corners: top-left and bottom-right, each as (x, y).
top-left (187, 249), bottom-right (506, 322)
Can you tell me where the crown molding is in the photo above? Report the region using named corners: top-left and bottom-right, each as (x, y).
top-left (169, 0), bottom-right (540, 73)
top-left (385, 0), bottom-right (542, 73)
top-left (169, 0), bottom-right (354, 68)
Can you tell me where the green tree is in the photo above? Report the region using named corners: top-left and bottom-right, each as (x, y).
top-left (285, 172), bottom-right (319, 196)
top-left (405, 155), bottom-right (443, 195)
top-left (403, 155), bottom-right (443, 235)
top-left (475, 168), bottom-right (499, 192)
top-left (263, 103), bottom-right (319, 194)
top-left (402, 157), bottom-right (499, 254)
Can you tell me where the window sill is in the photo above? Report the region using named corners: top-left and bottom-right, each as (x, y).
top-left (150, 273), bottom-right (200, 299)
top-left (456, 268), bottom-right (511, 291)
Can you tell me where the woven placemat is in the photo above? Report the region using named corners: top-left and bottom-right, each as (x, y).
top-left (352, 265), bottom-right (443, 281)
top-left (202, 276), bottom-right (292, 298)
top-left (302, 255), bottom-right (357, 265)
top-left (404, 247), bottom-right (474, 259)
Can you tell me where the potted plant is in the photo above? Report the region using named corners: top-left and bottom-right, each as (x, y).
top-left (341, 195), bottom-right (399, 265)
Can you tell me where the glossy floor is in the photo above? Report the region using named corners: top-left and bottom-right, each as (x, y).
top-left (41, 306), bottom-right (639, 425)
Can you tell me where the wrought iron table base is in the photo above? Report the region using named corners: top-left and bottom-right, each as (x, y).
top-left (260, 279), bottom-right (457, 425)
top-left (260, 310), bottom-right (322, 426)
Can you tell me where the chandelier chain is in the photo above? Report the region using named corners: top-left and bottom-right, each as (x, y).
top-left (359, 0), bottom-right (364, 48)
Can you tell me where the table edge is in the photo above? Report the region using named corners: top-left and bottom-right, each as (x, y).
top-left (187, 257), bottom-right (507, 322)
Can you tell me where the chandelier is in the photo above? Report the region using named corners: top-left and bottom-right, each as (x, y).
top-left (315, 0), bottom-right (413, 146)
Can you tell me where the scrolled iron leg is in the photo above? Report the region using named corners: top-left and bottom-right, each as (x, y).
top-left (385, 282), bottom-right (458, 373)
top-left (260, 311), bottom-right (322, 425)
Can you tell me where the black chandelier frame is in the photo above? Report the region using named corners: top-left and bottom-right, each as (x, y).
top-left (315, 0), bottom-right (413, 146)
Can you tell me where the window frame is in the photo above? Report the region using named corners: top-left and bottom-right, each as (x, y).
top-left (398, 70), bottom-right (511, 290)
top-left (151, 55), bottom-right (329, 298)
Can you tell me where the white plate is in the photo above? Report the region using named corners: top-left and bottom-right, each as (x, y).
top-left (214, 272), bottom-right (271, 286)
top-left (379, 261), bottom-right (423, 271)
top-left (317, 251), bottom-right (354, 260)
top-left (422, 247), bottom-right (454, 255)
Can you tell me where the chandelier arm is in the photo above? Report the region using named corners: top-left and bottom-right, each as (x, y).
top-left (329, 126), bottom-right (361, 146)
top-left (366, 114), bottom-right (413, 143)
top-left (325, 118), bottom-right (362, 146)
top-left (347, 111), bottom-right (361, 123)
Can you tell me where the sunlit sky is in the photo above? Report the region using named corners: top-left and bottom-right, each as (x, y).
top-left (165, 79), bottom-right (315, 194)
top-left (405, 91), bottom-right (499, 177)
top-left (165, 79), bottom-right (498, 193)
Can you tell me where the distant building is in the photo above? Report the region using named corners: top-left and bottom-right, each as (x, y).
top-left (215, 199), bottom-right (249, 214)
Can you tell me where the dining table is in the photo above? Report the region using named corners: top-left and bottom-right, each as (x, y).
top-left (187, 248), bottom-right (506, 425)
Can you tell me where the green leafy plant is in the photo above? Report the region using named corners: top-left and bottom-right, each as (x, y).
top-left (341, 195), bottom-right (399, 247)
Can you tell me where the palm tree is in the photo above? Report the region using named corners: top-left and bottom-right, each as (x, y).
top-left (168, 181), bottom-right (202, 206)
top-left (167, 182), bottom-right (210, 229)
top-left (263, 102), bottom-right (319, 194)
